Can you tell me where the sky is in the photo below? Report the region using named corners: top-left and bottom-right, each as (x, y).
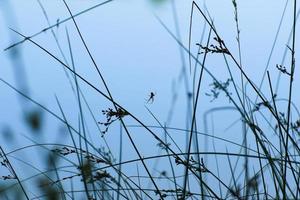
top-left (0, 0), bottom-right (299, 198)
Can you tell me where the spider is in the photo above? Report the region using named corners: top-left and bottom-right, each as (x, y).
top-left (146, 92), bottom-right (156, 104)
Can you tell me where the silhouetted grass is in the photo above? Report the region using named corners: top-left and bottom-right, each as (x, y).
top-left (0, 0), bottom-right (299, 199)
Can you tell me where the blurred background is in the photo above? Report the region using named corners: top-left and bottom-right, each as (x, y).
top-left (0, 0), bottom-right (299, 199)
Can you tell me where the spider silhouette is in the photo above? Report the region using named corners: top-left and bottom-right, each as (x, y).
top-left (146, 92), bottom-right (156, 104)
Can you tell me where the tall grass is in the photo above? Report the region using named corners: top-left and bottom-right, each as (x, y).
top-left (0, 0), bottom-right (299, 199)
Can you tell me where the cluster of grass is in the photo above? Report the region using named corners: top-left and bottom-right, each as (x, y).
top-left (0, 0), bottom-right (299, 199)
